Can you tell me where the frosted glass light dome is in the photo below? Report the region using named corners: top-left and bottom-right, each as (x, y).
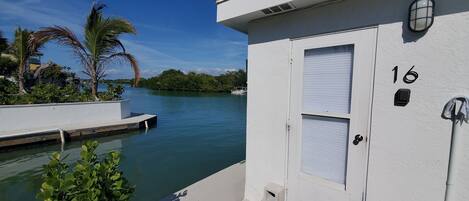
top-left (409, 0), bottom-right (435, 32)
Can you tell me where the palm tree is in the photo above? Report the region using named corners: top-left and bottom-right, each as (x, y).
top-left (32, 3), bottom-right (140, 100)
top-left (12, 28), bottom-right (39, 94)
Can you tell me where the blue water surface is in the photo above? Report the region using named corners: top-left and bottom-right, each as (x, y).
top-left (0, 86), bottom-right (247, 201)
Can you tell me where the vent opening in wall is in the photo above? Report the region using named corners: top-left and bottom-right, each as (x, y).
top-left (279, 3), bottom-right (293, 10)
top-left (262, 9), bottom-right (273, 15)
top-left (261, 3), bottom-right (296, 16)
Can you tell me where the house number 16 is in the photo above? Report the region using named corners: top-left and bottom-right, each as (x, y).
top-left (392, 66), bottom-right (419, 84)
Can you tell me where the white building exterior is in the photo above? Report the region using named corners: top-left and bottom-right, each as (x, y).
top-left (217, 0), bottom-right (469, 201)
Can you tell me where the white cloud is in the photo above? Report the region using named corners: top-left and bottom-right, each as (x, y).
top-left (120, 39), bottom-right (187, 66)
top-left (0, 0), bottom-right (83, 32)
top-left (0, 0), bottom-right (248, 79)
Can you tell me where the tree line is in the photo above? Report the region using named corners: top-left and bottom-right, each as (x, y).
top-left (138, 69), bottom-right (247, 92)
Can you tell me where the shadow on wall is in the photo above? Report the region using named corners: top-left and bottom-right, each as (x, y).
top-left (402, 22), bottom-right (427, 43)
top-left (247, 0), bottom-right (469, 45)
top-left (160, 190), bottom-right (188, 201)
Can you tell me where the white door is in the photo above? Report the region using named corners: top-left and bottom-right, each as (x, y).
top-left (287, 28), bottom-right (377, 201)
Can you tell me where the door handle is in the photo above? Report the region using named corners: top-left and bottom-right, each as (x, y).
top-left (353, 135), bottom-right (364, 145)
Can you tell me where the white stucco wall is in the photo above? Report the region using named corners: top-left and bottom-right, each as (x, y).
top-left (217, 0), bottom-right (291, 22)
top-left (245, 39), bottom-right (291, 200)
top-left (0, 100), bottom-right (131, 133)
top-left (217, 0), bottom-right (328, 32)
top-left (367, 11), bottom-right (469, 201)
top-left (241, 0), bottom-right (469, 201)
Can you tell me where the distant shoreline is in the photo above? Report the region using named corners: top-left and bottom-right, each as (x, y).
top-left (102, 69), bottom-right (248, 94)
top-left (100, 81), bottom-right (234, 94)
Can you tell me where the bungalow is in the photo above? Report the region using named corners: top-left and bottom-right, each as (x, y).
top-left (217, 0), bottom-right (469, 201)
top-left (28, 53), bottom-right (43, 72)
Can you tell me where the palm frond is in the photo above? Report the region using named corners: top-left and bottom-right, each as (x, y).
top-left (32, 26), bottom-right (90, 68)
top-left (85, 17), bottom-right (136, 59)
top-left (103, 52), bottom-right (140, 86)
top-left (13, 28), bottom-right (34, 73)
top-left (102, 18), bottom-right (136, 36)
top-left (30, 2), bottom-right (140, 97)
top-left (99, 18), bottom-right (136, 54)
top-left (86, 2), bottom-right (106, 32)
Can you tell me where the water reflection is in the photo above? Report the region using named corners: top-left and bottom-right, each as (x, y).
top-left (0, 87), bottom-right (246, 201)
top-left (0, 131), bottom-right (140, 200)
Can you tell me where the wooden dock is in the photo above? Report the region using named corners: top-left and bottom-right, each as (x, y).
top-left (0, 114), bottom-right (157, 149)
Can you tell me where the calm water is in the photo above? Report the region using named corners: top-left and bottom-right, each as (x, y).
top-left (0, 87), bottom-right (247, 201)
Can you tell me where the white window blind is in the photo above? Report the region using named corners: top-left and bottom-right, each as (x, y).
top-left (301, 116), bottom-right (349, 184)
top-left (302, 45), bottom-right (354, 114)
top-left (300, 45), bottom-right (354, 184)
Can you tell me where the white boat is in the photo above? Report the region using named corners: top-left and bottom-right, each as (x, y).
top-left (231, 87), bottom-right (247, 95)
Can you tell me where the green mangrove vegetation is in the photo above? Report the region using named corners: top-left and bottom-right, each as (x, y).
top-left (138, 69), bottom-right (247, 92)
top-left (0, 63), bottom-right (125, 105)
top-left (37, 141), bottom-right (134, 201)
top-left (0, 80), bottom-right (125, 105)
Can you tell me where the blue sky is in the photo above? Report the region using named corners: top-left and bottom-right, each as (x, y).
top-left (0, 0), bottom-right (247, 79)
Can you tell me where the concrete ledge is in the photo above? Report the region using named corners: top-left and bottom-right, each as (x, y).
top-left (0, 100), bottom-right (131, 132)
top-left (0, 114), bottom-right (157, 149)
top-left (162, 161), bottom-right (246, 201)
top-left (0, 100), bottom-right (126, 108)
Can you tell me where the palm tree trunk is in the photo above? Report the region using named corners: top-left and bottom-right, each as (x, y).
top-left (18, 62), bottom-right (26, 95)
top-left (18, 76), bottom-right (25, 94)
top-left (91, 76), bottom-right (99, 101)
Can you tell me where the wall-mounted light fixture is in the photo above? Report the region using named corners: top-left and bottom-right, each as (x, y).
top-left (409, 0), bottom-right (435, 32)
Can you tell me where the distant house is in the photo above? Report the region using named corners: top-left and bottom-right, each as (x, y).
top-left (1, 52), bottom-right (41, 72)
top-left (28, 53), bottom-right (42, 72)
top-left (0, 52), bottom-right (43, 72)
top-left (217, 0), bottom-right (469, 201)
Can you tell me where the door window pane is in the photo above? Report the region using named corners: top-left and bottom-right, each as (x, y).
top-left (301, 116), bottom-right (349, 184)
top-left (303, 45), bottom-right (354, 114)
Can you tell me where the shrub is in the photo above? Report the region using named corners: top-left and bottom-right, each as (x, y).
top-left (26, 84), bottom-right (92, 104)
top-left (37, 141), bottom-right (135, 201)
top-left (99, 84), bottom-right (125, 101)
top-left (0, 82), bottom-right (127, 105)
top-left (0, 79), bottom-right (17, 94)
top-left (0, 56), bottom-right (18, 76)
top-left (28, 84), bottom-right (65, 104)
top-left (36, 64), bottom-right (78, 87)
top-left (0, 79), bottom-right (19, 104)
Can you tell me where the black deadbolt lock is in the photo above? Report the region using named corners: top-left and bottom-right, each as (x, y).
top-left (353, 135), bottom-right (364, 145)
top-left (394, 88), bottom-right (411, 107)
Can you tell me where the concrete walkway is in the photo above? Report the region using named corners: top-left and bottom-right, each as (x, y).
top-left (162, 161), bottom-right (246, 201)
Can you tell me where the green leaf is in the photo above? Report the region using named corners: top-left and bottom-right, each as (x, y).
top-left (37, 140), bottom-right (134, 201)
